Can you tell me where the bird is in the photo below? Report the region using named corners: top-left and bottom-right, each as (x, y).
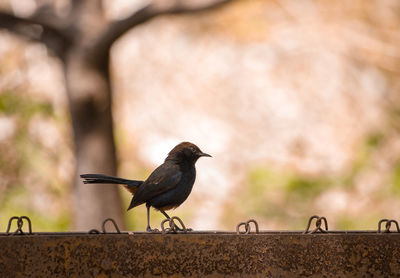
top-left (80, 142), bottom-right (211, 232)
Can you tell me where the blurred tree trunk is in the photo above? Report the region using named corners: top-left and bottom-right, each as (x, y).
top-left (0, 0), bottom-right (233, 230)
top-left (65, 52), bottom-right (122, 229)
top-left (64, 2), bottom-right (122, 230)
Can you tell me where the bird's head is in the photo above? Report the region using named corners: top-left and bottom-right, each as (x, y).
top-left (166, 142), bottom-right (211, 164)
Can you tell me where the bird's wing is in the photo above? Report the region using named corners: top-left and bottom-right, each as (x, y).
top-left (128, 164), bottom-right (182, 209)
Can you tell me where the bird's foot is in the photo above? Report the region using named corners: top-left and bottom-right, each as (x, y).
top-left (146, 227), bottom-right (159, 233)
top-left (159, 216), bottom-right (193, 233)
top-left (161, 216), bottom-right (192, 233)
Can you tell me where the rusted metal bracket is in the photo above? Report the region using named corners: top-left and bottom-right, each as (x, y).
top-left (88, 218), bottom-right (121, 234)
top-left (304, 215), bottom-right (328, 234)
top-left (6, 216), bottom-right (33, 235)
top-left (236, 219), bottom-right (259, 234)
top-left (161, 216), bottom-right (191, 234)
top-left (378, 219), bottom-right (400, 233)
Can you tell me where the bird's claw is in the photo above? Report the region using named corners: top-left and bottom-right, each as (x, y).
top-left (160, 216), bottom-right (192, 233)
top-left (146, 227), bottom-right (159, 233)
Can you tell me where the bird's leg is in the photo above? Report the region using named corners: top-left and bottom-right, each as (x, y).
top-left (146, 205), bottom-right (158, 232)
top-left (160, 210), bottom-right (170, 220)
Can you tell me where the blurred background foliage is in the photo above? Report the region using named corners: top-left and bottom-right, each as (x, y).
top-left (1, 0), bottom-right (400, 231)
top-left (0, 90), bottom-right (72, 231)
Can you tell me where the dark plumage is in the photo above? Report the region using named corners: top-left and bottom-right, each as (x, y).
top-left (80, 142), bottom-right (211, 232)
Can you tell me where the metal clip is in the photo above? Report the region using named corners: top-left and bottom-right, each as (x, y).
top-left (88, 218), bottom-right (121, 234)
top-left (102, 218), bottom-right (121, 233)
top-left (236, 219), bottom-right (259, 234)
top-left (161, 216), bottom-right (190, 234)
top-left (6, 216), bottom-right (33, 235)
top-left (304, 215), bottom-right (328, 234)
top-left (378, 219), bottom-right (400, 233)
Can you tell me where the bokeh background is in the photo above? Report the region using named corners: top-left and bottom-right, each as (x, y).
top-left (1, 0), bottom-right (400, 232)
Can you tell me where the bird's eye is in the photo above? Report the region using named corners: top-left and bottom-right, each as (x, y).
top-left (190, 146), bottom-right (196, 152)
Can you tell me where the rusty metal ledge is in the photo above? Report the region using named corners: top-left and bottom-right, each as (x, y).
top-left (0, 232), bottom-right (399, 277)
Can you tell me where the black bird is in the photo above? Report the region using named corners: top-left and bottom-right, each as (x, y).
top-left (80, 142), bottom-right (211, 232)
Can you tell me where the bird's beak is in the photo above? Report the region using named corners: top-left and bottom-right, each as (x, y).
top-left (199, 152), bottom-right (212, 158)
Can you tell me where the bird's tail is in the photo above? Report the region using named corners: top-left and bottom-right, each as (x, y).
top-left (80, 174), bottom-right (143, 194)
